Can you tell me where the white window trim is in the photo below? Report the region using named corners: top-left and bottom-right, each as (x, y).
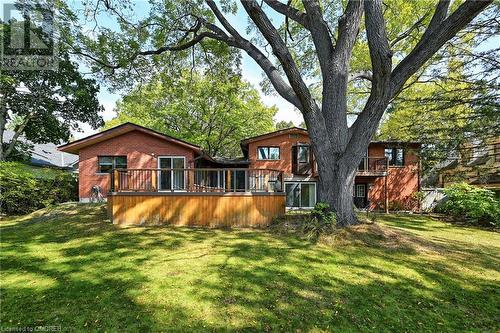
top-left (355, 184), bottom-right (366, 198)
top-left (157, 156), bottom-right (186, 191)
top-left (284, 181), bottom-right (317, 209)
top-left (257, 146), bottom-right (281, 160)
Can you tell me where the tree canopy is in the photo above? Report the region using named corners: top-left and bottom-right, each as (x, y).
top-left (0, 21), bottom-right (104, 161)
top-left (378, 13), bottom-right (500, 172)
top-left (105, 71), bottom-right (277, 158)
top-left (275, 120), bottom-right (295, 130)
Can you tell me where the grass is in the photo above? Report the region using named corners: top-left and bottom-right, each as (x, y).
top-left (1, 203), bottom-right (499, 332)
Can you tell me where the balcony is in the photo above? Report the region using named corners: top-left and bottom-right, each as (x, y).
top-left (110, 168), bottom-right (284, 193)
top-left (357, 157), bottom-right (388, 176)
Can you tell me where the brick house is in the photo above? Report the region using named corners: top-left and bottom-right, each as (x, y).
top-left (58, 123), bottom-right (204, 201)
top-left (59, 123), bottom-right (421, 212)
top-left (241, 127), bottom-right (421, 211)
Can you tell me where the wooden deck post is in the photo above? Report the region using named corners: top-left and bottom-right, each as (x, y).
top-left (151, 169), bottom-right (157, 191)
top-left (113, 169), bottom-right (119, 192)
top-left (226, 169), bottom-right (231, 192)
top-left (385, 159), bottom-right (389, 213)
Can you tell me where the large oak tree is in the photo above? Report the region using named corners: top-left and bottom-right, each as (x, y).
top-left (70, 0), bottom-right (493, 225)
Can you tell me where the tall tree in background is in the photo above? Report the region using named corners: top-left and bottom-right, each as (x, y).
top-left (378, 11), bottom-right (500, 173)
top-left (69, 0), bottom-right (493, 225)
top-left (106, 71), bottom-right (277, 158)
top-left (0, 21), bottom-right (104, 161)
top-left (275, 120), bottom-right (295, 130)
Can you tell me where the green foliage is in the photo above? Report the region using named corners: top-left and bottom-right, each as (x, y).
top-left (275, 120), bottom-right (295, 130)
top-left (435, 183), bottom-right (500, 227)
top-left (0, 162), bottom-right (77, 215)
top-left (105, 71), bottom-right (277, 157)
top-left (1, 141), bottom-right (32, 163)
top-left (301, 202), bottom-right (336, 240)
top-left (0, 21), bottom-right (104, 161)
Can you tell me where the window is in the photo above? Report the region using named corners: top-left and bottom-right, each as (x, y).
top-left (385, 148), bottom-right (404, 166)
top-left (298, 145), bottom-right (310, 163)
top-left (158, 157), bottom-right (185, 190)
top-left (257, 147), bottom-right (280, 160)
top-left (355, 184), bottom-right (366, 198)
top-left (98, 156), bottom-right (127, 173)
top-left (285, 182), bottom-right (316, 208)
top-left (494, 143), bottom-right (500, 162)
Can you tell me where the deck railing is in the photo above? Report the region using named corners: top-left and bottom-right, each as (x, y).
top-left (110, 168), bottom-right (284, 193)
top-left (357, 157), bottom-right (389, 175)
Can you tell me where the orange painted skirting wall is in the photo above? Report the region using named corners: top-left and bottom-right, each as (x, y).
top-left (108, 193), bottom-right (286, 227)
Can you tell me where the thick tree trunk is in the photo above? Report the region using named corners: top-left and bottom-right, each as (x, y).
top-left (316, 154), bottom-right (359, 226)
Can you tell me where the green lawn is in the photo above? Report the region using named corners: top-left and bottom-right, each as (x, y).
top-left (1, 204), bottom-right (499, 332)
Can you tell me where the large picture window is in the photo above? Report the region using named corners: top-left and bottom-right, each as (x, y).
top-left (385, 148), bottom-right (404, 166)
top-left (98, 156), bottom-right (127, 173)
top-left (257, 147), bottom-right (280, 160)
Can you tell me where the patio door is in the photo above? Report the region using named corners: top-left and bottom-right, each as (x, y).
top-left (158, 156), bottom-right (185, 191)
top-left (285, 182), bottom-right (316, 208)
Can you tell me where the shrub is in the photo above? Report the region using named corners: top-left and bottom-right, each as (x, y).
top-left (435, 183), bottom-right (500, 227)
top-left (301, 202), bottom-right (336, 239)
top-left (0, 162), bottom-right (78, 215)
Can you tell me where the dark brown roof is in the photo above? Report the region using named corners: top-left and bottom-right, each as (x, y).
top-left (240, 127), bottom-right (308, 145)
top-left (58, 122), bottom-right (202, 154)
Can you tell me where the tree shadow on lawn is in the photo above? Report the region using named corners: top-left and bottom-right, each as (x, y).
top-left (1, 204), bottom-right (499, 332)
top-left (195, 229), bottom-right (499, 332)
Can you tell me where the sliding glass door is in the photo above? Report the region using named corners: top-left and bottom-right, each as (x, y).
top-left (158, 156), bottom-right (185, 191)
top-left (285, 182), bottom-right (316, 208)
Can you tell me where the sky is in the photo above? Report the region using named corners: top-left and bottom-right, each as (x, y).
top-left (72, 1), bottom-right (303, 139)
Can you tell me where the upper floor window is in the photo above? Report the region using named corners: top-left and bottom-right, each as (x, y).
top-left (98, 156), bottom-right (127, 173)
top-left (495, 143), bottom-right (500, 162)
top-left (257, 147), bottom-right (280, 160)
top-left (298, 145), bottom-right (310, 163)
top-left (384, 148), bottom-right (404, 166)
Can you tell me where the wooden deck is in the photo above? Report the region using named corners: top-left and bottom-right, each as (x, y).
top-left (108, 192), bottom-right (285, 227)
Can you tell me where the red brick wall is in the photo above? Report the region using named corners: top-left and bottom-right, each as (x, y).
top-left (366, 143), bottom-right (420, 211)
top-left (247, 135), bottom-right (420, 211)
top-left (78, 130), bottom-right (195, 200)
top-left (247, 132), bottom-right (311, 177)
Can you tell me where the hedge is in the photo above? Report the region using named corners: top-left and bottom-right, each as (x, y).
top-left (0, 162), bottom-right (78, 215)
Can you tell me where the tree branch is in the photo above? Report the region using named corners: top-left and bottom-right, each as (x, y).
top-left (348, 70), bottom-right (373, 82)
top-left (390, 13), bottom-right (427, 48)
top-left (204, 1), bottom-right (302, 109)
top-left (4, 111), bottom-right (35, 160)
top-left (263, 0), bottom-right (309, 28)
top-left (302, 0), bottom-right (334, 76)
top-left (391, 0), bottom-right (492, 95)
top-left (241, 0), bottom-right (314, 111)
top-left (323, 0), bottom-right (364, 149)
top-left (347, 0), bottom-right (392, 158)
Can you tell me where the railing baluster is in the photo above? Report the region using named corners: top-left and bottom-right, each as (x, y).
top-left (111, 167), bottom-right (285, 194)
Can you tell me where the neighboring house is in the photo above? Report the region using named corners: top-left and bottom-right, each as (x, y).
top-left (3, 129), bottom-right (78, 170)
top-left (438, 137), bottom-right (500, 194)
top-left (58, 123), bottom-right (421, 211)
